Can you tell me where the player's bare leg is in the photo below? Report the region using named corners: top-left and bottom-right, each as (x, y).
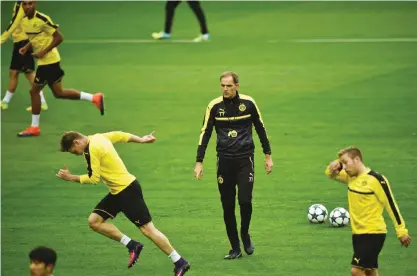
top-left (17, 83), bottom-right (43, 137)
top-left (1, 70), bottom-right (19, 110)
top-left (351, 267), bottom-right (366, 276)
top-left (51, 81), bottom-right (104, 115)
top-left (87, 213), bottom-right (144, 268)
top-left (8, 70), bottom-right (19, 93)
top-left (139, 222), bottom-right (190, 275)
top-left (88, 213), bottom-right (124, 241)
top-left (24, 72), bottom-right (48, 111)
top-left (139, 222), bottom-right (175, 254)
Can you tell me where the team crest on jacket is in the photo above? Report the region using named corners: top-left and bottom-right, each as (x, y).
top-left (239, 103), bottom-right (246, 112)
top-left (218, 176), bottom-right (224, 184)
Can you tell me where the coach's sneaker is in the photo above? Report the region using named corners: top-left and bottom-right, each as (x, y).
top-left (1, 101), bottom-right (8, 110)
top-left (26, 103), bottom-right (49, 112)
top-left (152, 31), bottom-right (171, 40)
top-left (173, 258), bottom-right (190, 276)
top-left (92, 93), bottom-right (104, 115)
top-left (17, 126), bottom-right (40, 137)
top-left (193, 33), bottom-right (210, 42)
top-left (242, 234), bottom-right (254, 255)
top-left (224, 249), bottom-right (242, 260)
top-left (127, 241), bottom-right (143, 268)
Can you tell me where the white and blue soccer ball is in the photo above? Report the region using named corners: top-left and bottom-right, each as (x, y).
top-left (307, 204), bottom-right (328, 224)
top-left (329, 207), bottom-right (350, 227)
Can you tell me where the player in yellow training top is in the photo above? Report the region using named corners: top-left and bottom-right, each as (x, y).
top-left (325, 146), bottom-right (411, 276)
top-left (56, 130), bottom-right (190, 275)
top-left (1, 1), bottom-right (48, 111)
top-left (17, 1), bottom-right (104, 137)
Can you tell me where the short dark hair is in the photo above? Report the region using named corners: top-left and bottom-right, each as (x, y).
top-left (220, 71), bottom-right (239, 84)
top-left (60, 131), bottom-right (83, 152)
top-left (29, 246), bottom-right (57, 267)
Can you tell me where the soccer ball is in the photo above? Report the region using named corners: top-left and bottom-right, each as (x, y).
top-left (329, 207), bottom-right (350, 227)
top-left (307, 204), bottom-right (328, 223)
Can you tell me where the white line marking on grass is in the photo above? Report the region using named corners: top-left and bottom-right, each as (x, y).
top-left (66, 38), bottom-right (417, 44)
top-left (65, 39), bottom-right (200, 44)
top-left (269, 38), bottom-right (417, 43)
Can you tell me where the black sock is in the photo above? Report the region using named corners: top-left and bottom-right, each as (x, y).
top-left (164, 1), bottom-right (181, 33)
top-left (175, 257), bottom-right (186, 267)
top-left (126, 240), bottom-right (137, 251)
top-left (187, 1), bottom-right (209, 34)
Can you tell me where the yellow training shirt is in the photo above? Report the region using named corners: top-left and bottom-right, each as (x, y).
top-left (80, 132), bottom-right (136, 195)
top-left (20, 11), bottom-right (61, 65)
top-left (1, 2), bottom-right (28, 44)
top-left (325, 165), bottom-right (408, 238)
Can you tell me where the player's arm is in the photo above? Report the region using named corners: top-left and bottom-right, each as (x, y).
top-left (57, 144), bottom-right (102, 184)
top-left (249, 97), bottom-right (273, 174)
top-left (371, 176), bottom-right (410, 241)
top-left (44, 29), bottom-right (63, 53)
top-left (33, 16), bottom-right (63, 58)
top-left (250, 98), bottom-right (271, 156)
top-left (19, 41), bottom-right (32, 55)
top-left (325, 160), bottom-right (349, 184)
top-left (33, 29), bottom-right (63, 59)
top-left (1, 2), bottom-right (25, 44)
top-left (194, 102), bottom-right (216, 180)
top-left (196, 102), bottom-right (216, 163)
top-left (102, 131), bottom-right (156, 144)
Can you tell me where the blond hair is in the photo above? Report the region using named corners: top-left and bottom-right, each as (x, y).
top-left (338, 146), bottom-right (363, 161)
top-left (220, 71), bottom-right (239, 84)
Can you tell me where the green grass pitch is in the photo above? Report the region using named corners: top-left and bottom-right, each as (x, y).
top-left (1, 1), bottom-right (417, 275)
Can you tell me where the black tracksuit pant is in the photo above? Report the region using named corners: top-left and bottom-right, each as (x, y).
top-left (164, 1), bottom-right (209, 34)
top-left (217, 155), bottom-right (254, 250)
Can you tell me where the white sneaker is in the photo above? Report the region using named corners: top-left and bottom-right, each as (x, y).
top-left (193, 34), bottom-right (210, 42)
top-left (151, 32), bottom-right (171, 40)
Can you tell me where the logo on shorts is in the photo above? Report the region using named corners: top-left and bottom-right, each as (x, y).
top-left (354, 257), bottom-right (360, 264)
top-left (218, 176), bottom-right (224, 184)
top-left (135, 220), bottom-right (141, 224)
top-left (228, 130), bottom-right (238, 138)
top-left (249, 173), bottom-right (254, 183)
top-left (239, 103), bottom-right (246, 112)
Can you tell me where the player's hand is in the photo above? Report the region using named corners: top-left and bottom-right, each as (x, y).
top-left (56, 165), bottom-right (74, 181)
top-left (140, 131), bottom-right (156, 143)
top-left (265, 154), bottom-right (273, 174)
top-left (194, 162), bottom-right (204, 180)
top-left (19, 46), bottom-right (28, 55)
top-left (329, 160), bottom-right (342, 174)
top-left (32, 50), bottom-right (47, 59)
top-left (400, 234), bottom-right (411, 248)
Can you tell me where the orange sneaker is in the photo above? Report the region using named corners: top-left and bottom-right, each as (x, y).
top-left (17, 126), bottom-right (40, 137)
top-left (92, 93), bottom-right (104, 115)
